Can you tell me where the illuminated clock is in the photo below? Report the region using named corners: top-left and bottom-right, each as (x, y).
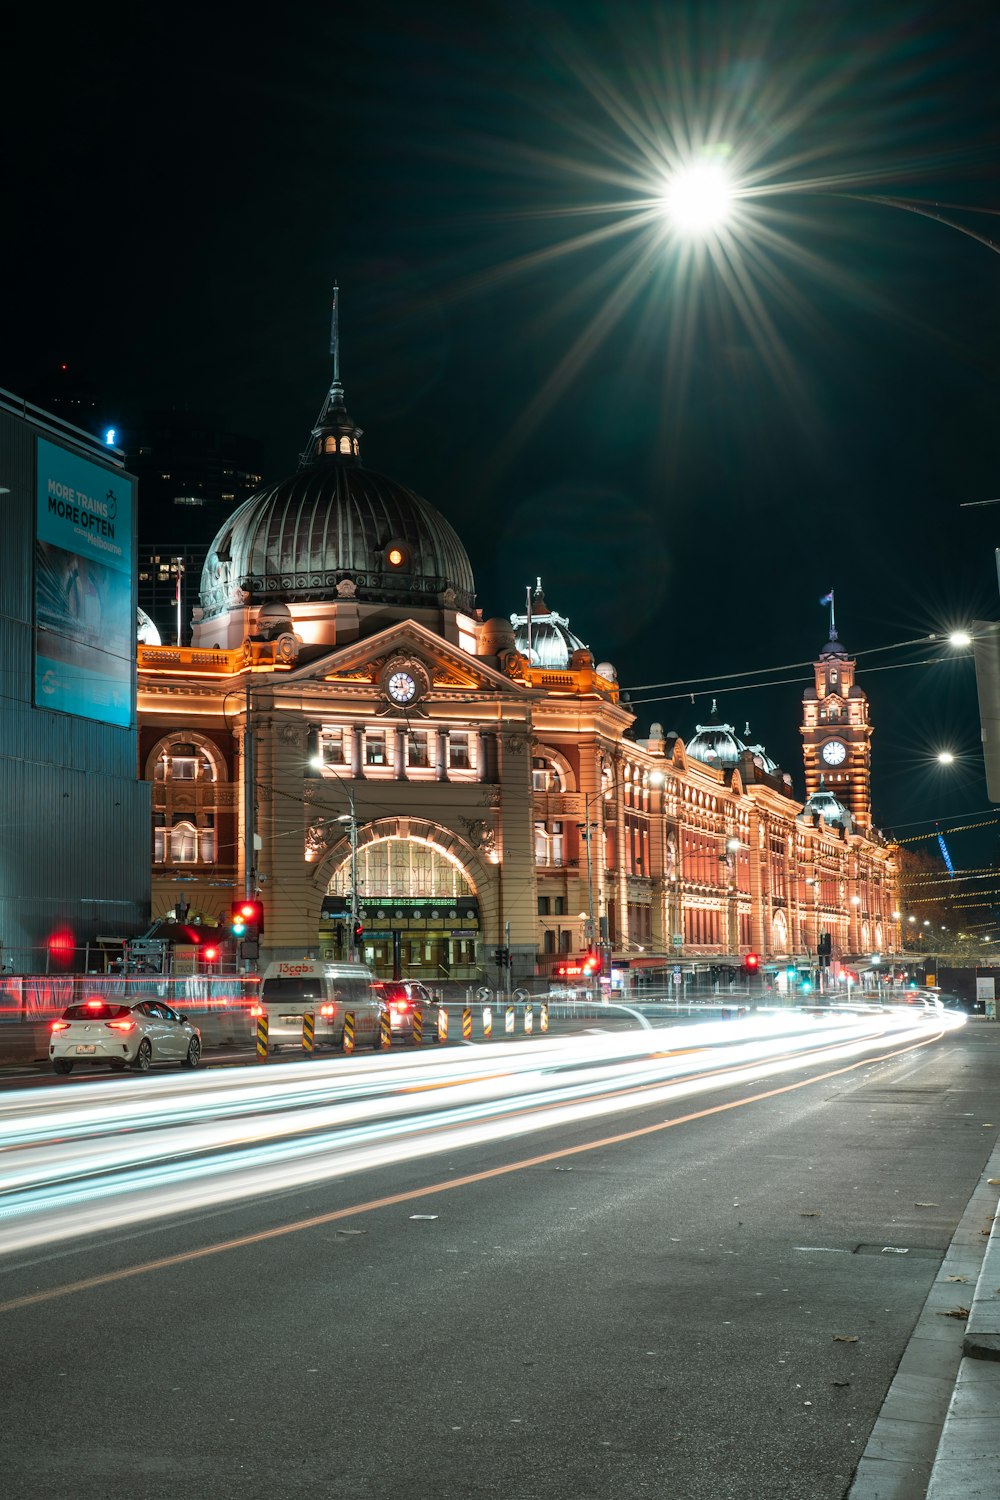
top-left (821, 740), bottom-right (847, 766)
top-left (386, 670), bottom-right (417, 705)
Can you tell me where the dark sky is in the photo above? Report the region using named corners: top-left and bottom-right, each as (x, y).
top-left (8, 0), bottom-right (1000, 886)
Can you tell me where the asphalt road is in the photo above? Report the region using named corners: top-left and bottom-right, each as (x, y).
top-left (0, 1016), bottom-right (997, 1500)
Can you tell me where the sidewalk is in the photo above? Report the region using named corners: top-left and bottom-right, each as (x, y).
top-left (848, 1139), bottom-right (1000, 1499)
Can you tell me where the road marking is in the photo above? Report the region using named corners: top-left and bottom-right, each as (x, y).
top-left (0, 1029), bottom-right (942, 1315)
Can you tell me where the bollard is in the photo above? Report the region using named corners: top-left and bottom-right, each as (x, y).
top-left (412, 1007), bottom-right (423, 1046)
top-left (482, 1005), bottom-right (492, 1039)
top-left (524, 1005), bottom-right (533, 1035)
top-left (505, 1005), bottom-right (515, 1035)
top-left (539, 1002), bottom-right (549, 1033)
top-left (302, 1010), bottom-right (315, 1053)
top-left (379, 1009), bottom-right (392, 1050)
top-left (342, 1011), bottom-right (355, 1054)
top-left (437, 1005), bottom-right (449, 1043)
top-left (256, 1013), bottom-right (268, 1060)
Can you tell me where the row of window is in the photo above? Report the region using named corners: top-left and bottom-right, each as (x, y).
top-left (319, 728), bottom-right (472, 772)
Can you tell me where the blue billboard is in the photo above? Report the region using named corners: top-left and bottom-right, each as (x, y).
top-left (34, 438), bottom-right (135, 727)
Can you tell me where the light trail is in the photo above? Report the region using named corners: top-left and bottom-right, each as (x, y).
top-left (0, 1009), bottom-right (961, 1260)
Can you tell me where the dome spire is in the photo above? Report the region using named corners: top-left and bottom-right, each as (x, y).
top-left (299, 283), bottom-right (364, 469)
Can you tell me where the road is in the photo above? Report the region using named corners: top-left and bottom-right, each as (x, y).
top-left (0, 1009), bottom-right (996, 1500)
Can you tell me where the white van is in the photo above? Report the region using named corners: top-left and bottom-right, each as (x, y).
top-left (259, 960), bottom-right (385, 1053)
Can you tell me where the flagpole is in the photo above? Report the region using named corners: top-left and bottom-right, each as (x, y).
top-left (829, 590), bottom-right (837, 641)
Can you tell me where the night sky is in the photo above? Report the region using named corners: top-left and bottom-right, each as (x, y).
top-left (7, 1), bottom-right (1000, 876)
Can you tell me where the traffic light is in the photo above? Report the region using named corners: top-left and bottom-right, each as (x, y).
top-left (201, 944), bottom-right (220, 969)
top-left (353, 920), bottom-right (364, 945)
top-left (231, 899), bottom-right (264, 940)
top-left (817, 932), bottom-right (832, 967)
top-left (744, 952), bottom-right (760, 973)
top-left (493, 946), bottom-right (510, 968)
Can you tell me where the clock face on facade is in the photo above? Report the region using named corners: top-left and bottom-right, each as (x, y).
top-left (821, 739), bottom-right (847, 766)
top-left (386, 670), bottom-right (418, 705)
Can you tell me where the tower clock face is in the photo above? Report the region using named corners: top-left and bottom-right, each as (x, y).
top-left (821, 739), bottom-right (847, 767)
top-left (386, 670), bottom-right (418, 705)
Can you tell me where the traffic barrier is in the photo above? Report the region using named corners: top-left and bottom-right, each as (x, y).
top-left (505, 1006), bottom-right (515, 1035)
top-left (462, 1007), bottom-right (472, 1041)
top-left (524, 1005), bottom-right (533, 1035)
top-left (302, 1011), bottom-right (315, 1053)
top-left (539, 1002), bottom-right (549, 1033)
top-left (256, 1013), bottom-right (268, 1059)
top-left (482, 1005), bottom-right (492, 1039)
top-left (342, 1011), bottom-right (355, 1054)
top-left (412, 1007), bottom-right (424, 1046)
top-left (379, 1009), bottom-right (392, 1049)
top-left (437, 1006), bottom-right (448, 1043)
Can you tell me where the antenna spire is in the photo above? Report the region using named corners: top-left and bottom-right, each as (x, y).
top-left (330, 282), bottom-right (341, 389)
top-left (299, 283), bottom-right (363, 469)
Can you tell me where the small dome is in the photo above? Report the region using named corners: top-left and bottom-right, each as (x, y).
top-left (511, 579), bottom-right (588, 669)
top-left (137, 606), bottom-right (161, 646)
top-left (596, 661), bottom-right (617, 682)
top-left (649, 721), bottom-right (664, 738)
top-left (742, 723), bottom-right (778, 774)
top-left (800, 779), bottom-right (850, 828)
top-left (480, 617), bottom-right (516, 655)
top-left (819, 634), bottom-right (849, 659)
top-left (686, 702), bottom-right (747, 770)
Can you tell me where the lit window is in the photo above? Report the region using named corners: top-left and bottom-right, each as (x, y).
top-left (321, 729), bottom-right (347, 766)
top-left (339, 436), bottom-right (351, 453)
top-left (408, 731), bottom-right (430, 769)
top-left (387, 546), bottom-right (405, 568)
top-left (449, 733), bottom-right (470, 770)
top-left (171, 820), bottom-right (198, 863)
top-left (366, 732), bottom-right (386, 766)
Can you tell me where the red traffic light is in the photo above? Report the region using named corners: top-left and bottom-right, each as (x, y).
top-left (202, 945), bottom-right (220, 963)
top-left (744, 953), bottom-right (760, 970)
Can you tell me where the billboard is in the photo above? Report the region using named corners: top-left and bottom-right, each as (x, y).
top-left (34, 437), bottom-right (134, 727)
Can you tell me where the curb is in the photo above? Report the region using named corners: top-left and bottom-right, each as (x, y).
top-left (964, 1198), bottom-right (1000, 1361)
top-left (848, 1144), bottom-right (1000, 1500)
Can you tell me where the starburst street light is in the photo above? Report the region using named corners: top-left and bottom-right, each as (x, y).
top-left (936, 751), bottom-right (956, 765)
top-left (662, 160), bottom-right (735, 235)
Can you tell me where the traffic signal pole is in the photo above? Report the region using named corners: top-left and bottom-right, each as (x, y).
top-left (348, 783), bottom-right (360, 961)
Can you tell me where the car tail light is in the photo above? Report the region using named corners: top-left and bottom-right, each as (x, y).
top-left (320, 1003), bottom-right (334, 1017)
top-left (50, 1020), bottom-right (70, 1032)
top-left (106, 1020), bottom-right (135, 1032)
top-left (392, 999), bottom-right (409, 1013)
top-left (249, 1004), bottom-right (264, 1018)
top-left (86, 998), bottom-right (103, 1009)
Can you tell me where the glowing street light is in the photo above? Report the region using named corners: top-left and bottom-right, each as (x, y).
top-left (936, 750), bottom-right (956, 765)
top-left (662, 160), bottom-right (734, 234)
top-left (949, 630), bottom-right (973, 647)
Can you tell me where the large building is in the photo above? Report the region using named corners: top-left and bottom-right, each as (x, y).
top-left (135, 323), bottom-right (900, 986)
top-left (0, 387), bottom-right (150, 974)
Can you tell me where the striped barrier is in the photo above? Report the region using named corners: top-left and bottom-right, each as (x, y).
top-left (379, 1009), bottom-right (392, 1049)
top-left (342, 1011), bottom-right (355, 1054)
top-left (505, 1006), bottom-right (515, 1035)
top-left (437, 1006), bottom-right (448, 1043)
top-left (524, 1005), bottom-right (533, 1035)
top-left (302, 1011), bottom-right (315, 1053)
top-left (256, 1013), bottom-right (268, 1059)
top-left (412, 1007), bottom-right (423, 1046)
top-left (482, 1006), bottom-right (492, 1039)
top-left (462, 1007), bottom-right (472, 1041)
top-left (539, 1002), bottom-right (549, 1033)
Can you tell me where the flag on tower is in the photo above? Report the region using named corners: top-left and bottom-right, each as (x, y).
top-left (820, 591), bottom-right (834, 605)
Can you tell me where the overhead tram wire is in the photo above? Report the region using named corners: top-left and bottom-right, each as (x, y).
top-left (626, 652), bottom-right (969, 709)
top-left (621, 633), bottom-right (957, 698)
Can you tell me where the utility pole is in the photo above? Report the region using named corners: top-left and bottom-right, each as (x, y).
top-left (242, 673), bottom-right (256, 901)
top-left (347, 782), bottom-right (360, 961)
top-left (577, 791), bottom-right (598, 997)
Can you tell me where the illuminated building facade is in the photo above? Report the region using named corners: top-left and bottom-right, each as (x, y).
top-left (136, 322), bottom-right (899, 984)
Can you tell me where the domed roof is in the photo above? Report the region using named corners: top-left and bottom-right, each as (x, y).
top-left (200, 464), bottom-right (475, 620)
top-left (686, 703), bottom-right (747, 770)
top-left (800, 778), bottom-right (851, 829)
top-left (137, 606), bottom-right (161, 646)
top-left (742, 722), bottom-right (778, 774)
top-left (510, 579), bottom-right (588, 669)
top-left (198, 288), bottom-right (475, 620)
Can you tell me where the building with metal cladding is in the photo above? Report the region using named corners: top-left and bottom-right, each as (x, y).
top-left (0, 389), bottom-right (150, 973)
top-left (135, 298), bottom-right (900, 989)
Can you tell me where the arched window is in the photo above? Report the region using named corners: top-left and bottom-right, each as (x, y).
top-left (171, 821), bottom-right (198, 863)
top-left (149, 736), bottom-right (226, 870)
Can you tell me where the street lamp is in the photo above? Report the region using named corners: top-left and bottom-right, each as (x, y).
top-left (334, 789), bottom-right (360, 961)
top-left (662, 160), bottom-right (734, 234)
top-left (936, 750), bottom-right (956, 765)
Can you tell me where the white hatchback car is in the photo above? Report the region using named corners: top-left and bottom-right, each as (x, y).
top-left (49, 998), bottom-right (202, 1076)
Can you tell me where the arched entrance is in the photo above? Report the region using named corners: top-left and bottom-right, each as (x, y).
top-left (319, 830), bottom-right (482, 980)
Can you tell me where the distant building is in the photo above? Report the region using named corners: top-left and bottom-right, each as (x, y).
top-left (0, 385), bottom-right (150, 974)
top-left (135, 305), bottom-right (899, 987)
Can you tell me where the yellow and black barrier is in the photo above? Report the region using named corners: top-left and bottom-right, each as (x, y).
top-left (412, 1007), bottom-right (424, 1046)
top-left (505, 1005), bottom-right (515, 1035)
top-left (437, 1006), bottom-right (448, 1043)
top-left (539, 1002), bottom-right (549, 1033)
top-left (256, 1013), bottom-right (268, 1059)
top-left (482, 1005), bottom-right (492, 1039)
top-left (462, 1007), bottom-right (472, 1040)
top-left (379, 1009), bottom-right (392, 1049)
top-left (524, 1005), bottom-right (533, 1035)
top-left (342, 1011), bottom-right (355, 1054)
top-left (302, 1010), bottom-right (315, 1053)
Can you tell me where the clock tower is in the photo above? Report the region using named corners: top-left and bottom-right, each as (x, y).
top-left (801, 616), bottom-right (872, 830)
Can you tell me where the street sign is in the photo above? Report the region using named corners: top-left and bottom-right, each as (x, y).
top-left (672, 934), bottom-right (683, 949)
top-left (672, 972), bottom-right (682, 986)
